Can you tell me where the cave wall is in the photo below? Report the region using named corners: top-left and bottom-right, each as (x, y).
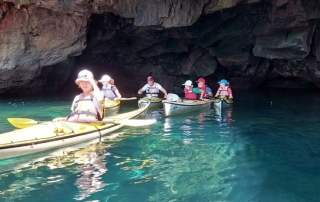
top-left (0, 0), bottom-right (320, 95)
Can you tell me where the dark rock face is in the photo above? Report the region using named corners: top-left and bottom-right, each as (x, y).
top-left (1, 0), bottom-right (320, 95)
top-left (0, 2), bottom-right (86, 94)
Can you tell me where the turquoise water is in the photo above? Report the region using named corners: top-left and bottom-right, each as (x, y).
top-left (1, 89), bottom-right (320, 201)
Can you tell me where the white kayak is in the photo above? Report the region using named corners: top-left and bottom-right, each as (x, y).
top-left (162, 99), bottom-right (210, 117)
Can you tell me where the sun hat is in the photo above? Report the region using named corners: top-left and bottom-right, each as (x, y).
top-left (183, 80), bottom-right (193, 86)
top-left (75, 69), bottom-right (94, 83)
top-left (218, 79), bottom-right (228, 84)
top-left (196, 78), bottom-right (205, 83)
top-left (99, 75), bottom-right (111, 82)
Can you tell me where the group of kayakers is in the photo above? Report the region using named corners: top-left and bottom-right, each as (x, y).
top-left (136, 75), bottom-right (233, 101)
top-left (182, 78), bottom-right (233, 100)
top-left (56, 69), bottom-right (233, 122)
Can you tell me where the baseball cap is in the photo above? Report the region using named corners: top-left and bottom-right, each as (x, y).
top-left (196, 78), bottom-right (205, 83)
top-left (183, 80), bottom-right (193, 86)
top-left (99, 75), bottom-right (111, 82)
top-left (218, 79), bottom-right (228, 84)
top-left (75, 69), bottom-right (94, 83)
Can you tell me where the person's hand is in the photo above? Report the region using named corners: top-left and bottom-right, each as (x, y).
top-left (87, 75), bottom-right (95, 84)
top-left (114, 97), bottom-right (120, 101)
top-left (138, 91), bottom-right (142, 94)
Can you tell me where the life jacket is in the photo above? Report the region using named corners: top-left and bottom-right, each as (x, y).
top-left (102, 85), bottom-right (116, 99)
top-left (198, 84), bottom-right (209, 98)
top-left (217, 86), bottom-right (231, 96)
top-left (146, 83), bottom-right (159, 97)
top-left (184, 87), bottom-right (197, 99)
top-left (67, 93), bottom-right (102, 122)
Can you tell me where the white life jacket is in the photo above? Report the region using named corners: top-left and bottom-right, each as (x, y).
top-left (67, 93), bottom-right (102, 122)
top-left (146, 83), bottom-right (159, 97)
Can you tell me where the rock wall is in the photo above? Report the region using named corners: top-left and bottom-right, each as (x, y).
top-left (0, 0), bottom-right (320, 94)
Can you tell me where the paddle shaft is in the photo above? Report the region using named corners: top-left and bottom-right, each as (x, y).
top-left (120, 97), bottom-right (137, 100)
top-left (7, 118), bottom-right (156, 128)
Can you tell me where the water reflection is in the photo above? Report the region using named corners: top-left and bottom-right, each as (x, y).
top-left (0, 141), bottom-right (111, 202)
top-left (211, 106), bottom-right (233, 125)
top-left (73, 143), bottom-right (109, 200)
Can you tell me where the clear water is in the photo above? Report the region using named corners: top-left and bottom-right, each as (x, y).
top-left (1, 89), bottom-right (320, 202)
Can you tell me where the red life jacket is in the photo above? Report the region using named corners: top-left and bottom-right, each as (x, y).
top-left (184, 87), bottom-right (197, 99)
top-left (67, 93), bottom-right (102, 122)
top-left (198, 84), bottom-right (209, 98)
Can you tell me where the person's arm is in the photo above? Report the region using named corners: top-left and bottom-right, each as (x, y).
top-left (138, 85), bottom-right (146, 94)
top-left (199, 89), bottom-right (205, 99)
top-left (214, 90), bottom-right (219, 97)
top-left (114, 90), bottom-right (122, 100)
top-left (138, 88), bottom-right (144, 94)
top-left (88, 77), bottom-right (104, 103)
top-left (214, 87), bottom-right (221, 97)
top-left (227, 88), bottom-right (233, 99)
top-left (160, 87), bottom-right (167, 98)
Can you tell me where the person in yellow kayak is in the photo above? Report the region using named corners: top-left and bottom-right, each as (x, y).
top-left (54, 69), bottom-right (104, 122)
top-left (99, 75), bottom-right (122, 101)
top-left (138, 76), bottom-right (168, 99)
top-left (214, 79), bottom-right (233, 99)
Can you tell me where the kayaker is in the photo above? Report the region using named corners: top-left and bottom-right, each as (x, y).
top-left (99, 74), bottom-right (122, 101)
top-left (54, 69), bottom-right (104, 122)
top-left (214, 79), bottom-right (233, 99)
top-left (182, 80), bottom-right (197, 99)
top-left (138, 76), bottom-right (168, 99)
top-left (196, 77), bottom-right (213, 100)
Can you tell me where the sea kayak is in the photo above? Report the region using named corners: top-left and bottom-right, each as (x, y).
top-left (208, 96), bottom-right (233, 109)
top-left (162, 99), bottom-right (210, 116)
top-left (0, 103), bottom-right (150, 160)
top-left (103, 99), bottom-right (120, 116)
top-left (138, 97), bottom-right (163, 111)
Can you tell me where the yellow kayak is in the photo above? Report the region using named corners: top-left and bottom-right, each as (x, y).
top-left (0, 103), bottom-right (150, 161)
top-left (138, 97), bottom-right (163, 111)
top-left (103, 99), bottom-right (120, 116)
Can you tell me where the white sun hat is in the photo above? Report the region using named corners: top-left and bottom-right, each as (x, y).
top-left (75, 69), bottom-right (94, 83)
top-left (182, 80), bottom-right (193, 86)
top-left (99, 75), bottom-right (111, 82)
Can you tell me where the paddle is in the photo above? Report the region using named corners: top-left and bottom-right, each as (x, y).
top-left (7, 118), bottom-right (156, 129)
top-left (120, 97), bottom-right (137, 100)
top-left (123, 94), bottom-right (145, 98)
